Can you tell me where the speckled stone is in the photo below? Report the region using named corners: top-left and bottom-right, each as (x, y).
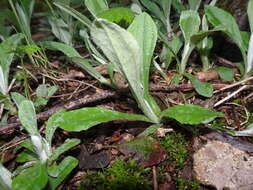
top-left (193, 140), bottom-right (253, 190)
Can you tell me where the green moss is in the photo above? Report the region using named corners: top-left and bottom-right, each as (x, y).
top-left (79, 160), bottom-right (151, 190)
top-left (175, 178), bottom-right (201, 190)
top-left (160, 133), bottom-right (188, 168)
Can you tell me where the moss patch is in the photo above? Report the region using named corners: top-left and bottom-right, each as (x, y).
top-left (79, 160), bottom-right (152, 190)
top-left (160, 133), bottom-right (189, 168)
top-left (175, 177), bottom-right (201, 190)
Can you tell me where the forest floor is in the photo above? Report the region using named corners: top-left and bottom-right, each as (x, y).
top-left (1, 1), bottom-right (253, 190)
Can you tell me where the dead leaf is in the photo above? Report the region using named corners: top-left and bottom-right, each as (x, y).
top-left (195, 70), bottom-right (219, 82)
top-left (156, 128), bottom-right (174, 138)
top-left (78, 145), bottom-right (110, 169)
top-left (61, 70), bottom-right (85, 79)
top-left (118, 137), bottom-right (167, 167)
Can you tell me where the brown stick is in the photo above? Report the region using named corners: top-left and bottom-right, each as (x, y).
top-left (150, 83), bottom-right (227, 92)
top-left (152, 166), bottom-right (158, 190)
top-left (216, 56), bottom-right (237, 68)
top-left (0, 90), bottom-right (117, 134)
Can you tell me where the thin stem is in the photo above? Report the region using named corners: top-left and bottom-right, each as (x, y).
top-left (210, 0), bottom-right (218, 6)
top-left (180, 43), bottom-right (193, 74)
top-left (153, 58), bottom-right (168, 81)
top-left (201, 54), bottom-right (210, 71)
top-left (214, 85), bottom-right (250, 107)
top-left (166, 19), bottom-right (174, 39)
top-left (8, 0), bottom-right (30, 45)
top-left (45, 0), bottom-right (57, 18)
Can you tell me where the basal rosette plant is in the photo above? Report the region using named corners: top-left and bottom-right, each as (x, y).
top-left (38, 10), bottom-right (224, 134)
top-left (205, 0), bottom-right (253, 78)
top-left (38, 5), bottom-right (224, 132)
top-left (0, 98), bottom-right (80, 190)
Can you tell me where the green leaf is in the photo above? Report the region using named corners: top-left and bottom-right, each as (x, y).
top-left (171, 74), bottom-right (181, 85)
top-left (91, 19), bottom-right (159, 123)
top-left (13, 0), bottom-right (34, 44)
top-left (11, 92), bottom-right (27, 109)
top-left (205, 6), bottom-right (244, 50)
top-left (184, 73), bottom-right (213, 97)
top-left (36, 85), bottom-right (50, 98)
top-left (48, 17), bottom-right (73, 46)
top-left (205, 5), bottom-right (247, 70)
top-left (47, 164), bottom-right (59, 178)
top-left (216, 67), bottom-right (234, 81)
top-left (189, 0), bottom-right (201, 10)
top-left (140, 0), bottom-right (165, 23)
top-left (47, 86), bottom-right (59, 97)
top-left (46, 110), bottom-right (67, 146)
top-left (179, 10), bottom-right (200, 43)
top-left (161, 104), bottom-right (224, 125)
top-left (48, 156), bottom-right (78, 190)
top-left (85, 0), bottom-right (108, 16)
top-left (54, 0), bottom-right (70, 5)
top-left (160, 35), bottom-right (182, 69)
top-left (16, 150), bottom-right (38, 163)
top-left (179, 10), bottom-right (200, 73)
top-left (235, 62), bottom-right (245, 75)
top-left (138, 124), bottom-right (162, 137)
top-left (40, 41), bottom-right (80, 57)
top-left (14, 45), bottom-right (40, 55)
top-left (241, 31), bottom-right (250, 50)
top-left (18, 101), bottom-right (49, 162)
top-left (0, 33), bottom-right (24, 95)
top-left (127, 12), bottom-right (161, 116)
top-left (54, 2), bottom-right (92, 28)
top-left (34, 97), bottom-right (48, 109)
top-left (18, 100), bottom-right (38, 136)
top-left (248, 0), bottom-right (253, 32)
top-left (172, 0), bottom-right (185, 13)
top-left (16, 139), bottom-right (35, 153)
top-left (12, 163), bottom-right (48, 190)
top-left (127, 12), bottom-right (157, 94)
top-left (57, 107), bottom-right (151, 132)
top-left (248, 34), bottom-right (253, 75)
top-left (190, 27), bottom-right (223, 45)
top-left (17, 0), bottom-right (35, 21)
top-left (36, 84), bottom-right (58, 98)
top-left (49, 138), bottom-right (80, 162)
top-left (79, 29), bottom-right (108, 63)
top-left (158, 0), bottom-right (172, 18)
top-left (0, 163), bottom-right (12, 190)
top-left (98, 8), bottom-right (135, 27)
top-left (0, 9), bottom-right (13, 41)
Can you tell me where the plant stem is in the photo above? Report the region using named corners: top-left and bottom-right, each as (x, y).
top-left (201, 54), bottom-right (210, 71)
top-left (166, 20), bottom-right (174, 40)
top-left (180, 43), bottom-right (193, 74)
top-left (210, 0), bottom-right (218, 6)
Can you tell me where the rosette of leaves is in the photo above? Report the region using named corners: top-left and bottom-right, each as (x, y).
top-left (0, 99), bottom-right (80, 190)
top-left (205, 0), bottom-right (253, 78)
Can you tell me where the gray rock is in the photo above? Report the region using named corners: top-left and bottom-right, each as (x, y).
top-left (193, 139), bottom-right (253, 190)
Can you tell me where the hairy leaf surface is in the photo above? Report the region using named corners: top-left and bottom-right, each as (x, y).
top-left (161, 104), bottom-right (223, 125)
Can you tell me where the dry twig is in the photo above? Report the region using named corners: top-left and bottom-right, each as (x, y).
top-left (0, 90), bottom-right (118, 134)
top-left (152, 166), bottom-right (158, 190)
top-left (214, 85), bottom-right (251, 107)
